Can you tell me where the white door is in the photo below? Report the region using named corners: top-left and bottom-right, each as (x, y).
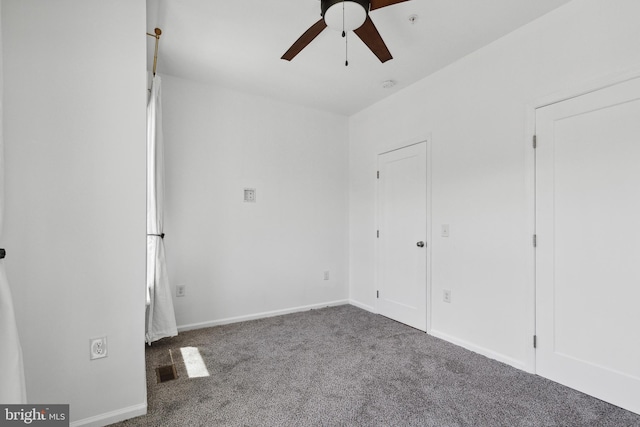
top-left (377, 142), bottom-right (427, 331)
top-left (536, 77), bottom-right (640, 414)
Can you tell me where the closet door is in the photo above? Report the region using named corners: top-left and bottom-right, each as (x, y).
top-left (377, 142), bottom-right (427, 331)
top-left (535, 77), bottom-right (640, 414)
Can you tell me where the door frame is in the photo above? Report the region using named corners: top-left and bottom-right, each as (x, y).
top-left (374, 135), bottom-right (432, 333)
top-left (524, 66), bottom-right (640, 374)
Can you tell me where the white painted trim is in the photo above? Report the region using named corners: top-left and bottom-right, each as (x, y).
top-left (430, 329), bottom-right (527, 372)
top-left (378, 135), bottom-right (430, 156)
top-left (523, 104), bottom-right (537, 374)
top-left (524, 67), bottom-right (640, 375)
top-left (535, 66), bottom-right (640, 109)
top-left (177, 300), bottom-right (349, 332)
top-left (425, 135), bottom-right (433, 335)
top-left (70, 403), bottom-right (146, 427)
top-left (348, 299), bottom-right (376, 313)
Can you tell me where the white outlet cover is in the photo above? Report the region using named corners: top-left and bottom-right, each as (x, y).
top-left (90, 337), bottom-right (108, 360)
top-left (244, 188), bottom-right (256, 202)
top-left (443, 290), bottom-right (452, 303)
top-left (176, 284), bottom-right (186, 297)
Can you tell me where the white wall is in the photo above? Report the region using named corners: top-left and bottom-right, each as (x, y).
top-left (349, 0), bottom-right (640, 369)
top-left (2, 0), bottom-right (147, 425)
top-left (160, 75), bottom-right (349, 329)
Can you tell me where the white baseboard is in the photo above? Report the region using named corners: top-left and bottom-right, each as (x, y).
top-left (70, 402), bottom-right (146, 427)
top-left (177, 299), bottom-right (349, 332)
top-left (348, 299), bottom-right (376, 314)
top-left (429, 328), bottom-right (527, 371)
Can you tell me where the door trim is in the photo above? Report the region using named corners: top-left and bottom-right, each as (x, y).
top-left (374, 135), bottom-right (432, 333)
top-left (524, 66), bottom-right (640, 374)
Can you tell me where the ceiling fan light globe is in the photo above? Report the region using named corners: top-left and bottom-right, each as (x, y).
top-left (324, 1), bottom-right (367, 32)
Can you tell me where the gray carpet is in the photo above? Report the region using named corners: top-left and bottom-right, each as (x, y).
top-left (111, 305), bottom-right (640, 426)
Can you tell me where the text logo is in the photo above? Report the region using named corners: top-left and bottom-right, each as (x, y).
top-left (1, 405), bottom-right (69, 426)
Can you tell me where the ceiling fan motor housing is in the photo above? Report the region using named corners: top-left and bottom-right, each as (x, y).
top-left (322, 0), bottom-right (370, 31)
top-left (321, 0), bottom-right (370, 15)
top-left (282, 0), bottom-right (400, 63)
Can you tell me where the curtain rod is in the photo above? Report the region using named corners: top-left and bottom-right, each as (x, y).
top-left (146, 28), bottom-right (162, 76)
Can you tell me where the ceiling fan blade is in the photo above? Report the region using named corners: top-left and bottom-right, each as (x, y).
top-left (370, 0), bottom-right (411, 11)
top-left (281, 19), bottom-right (327, 61)
top-left (353, 16), bottom-right (392, 63)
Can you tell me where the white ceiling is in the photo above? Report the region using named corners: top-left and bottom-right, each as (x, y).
top-left (147, 0), bottom-right (572, 116)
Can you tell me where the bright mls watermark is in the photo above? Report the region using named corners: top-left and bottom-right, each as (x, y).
top-left (1, 405), bottom-right (69, 426)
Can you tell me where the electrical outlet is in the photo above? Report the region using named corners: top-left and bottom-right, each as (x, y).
top-left (176, 284), bottom-right (186, 297)
top-left (323, 271), bottom-right (330, 281)
top-left (244, 188), bottom-right (256, 202)
top-left (90, 337), bottom-right (108, 360)
top-left (443, 289), bottom-right (452, 303)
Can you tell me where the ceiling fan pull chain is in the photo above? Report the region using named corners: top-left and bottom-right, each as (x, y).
top-left (342, 0), bottom-right (346, 38)
top-left (345, 27), bottom-right (349, 65)
top-left (345, 32), bottom-right (349, 66)
top-left (343, 0), bottom-right (349, 66)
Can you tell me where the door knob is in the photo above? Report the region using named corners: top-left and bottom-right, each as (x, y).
top-left (416, 241), bottom-right (425, 247)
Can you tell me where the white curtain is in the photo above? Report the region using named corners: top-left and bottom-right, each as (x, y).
top-left (146, 75), bottom-right (177, 343)
top-left (0, 6), bottom-right (27, 399)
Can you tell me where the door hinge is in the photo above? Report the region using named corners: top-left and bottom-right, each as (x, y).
top-left (533, 335), bottom-right (537, 348)
top-left (533, 234), bottom-right (537, 247)
top-left (377, 230), bottom-right (379, 238)
top-left (377, 171), bottom-right (380, 179)
top-left (533, 135), bottom-right (537, 149)
top-left (376, 290), bottom-right (379, 299)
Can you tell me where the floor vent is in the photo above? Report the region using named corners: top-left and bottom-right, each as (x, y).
top-left (155, 349), bottom-right (178, 383)
top-left (156, 364), bottom-right (178, 383)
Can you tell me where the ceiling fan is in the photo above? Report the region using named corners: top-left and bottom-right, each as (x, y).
top-left (281, 0), bottom-right (411, 64)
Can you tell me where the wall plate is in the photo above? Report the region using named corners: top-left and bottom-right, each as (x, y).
top-left (90, 336), bottom-right (108, 360)
top-left (244, 188), bottom-right (256, 202)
